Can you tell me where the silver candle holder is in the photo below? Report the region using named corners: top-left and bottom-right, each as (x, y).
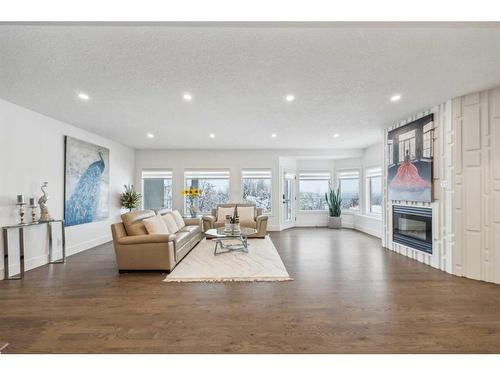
top-left (16, 194), bottom-right (26, 224)
top-left (29, 197), bottom-right (38, 223)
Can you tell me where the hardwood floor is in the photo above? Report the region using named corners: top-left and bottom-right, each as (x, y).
top-left (1, 228), bottom-right (500, 353)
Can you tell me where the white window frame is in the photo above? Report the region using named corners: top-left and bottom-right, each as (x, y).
top-left (141, 170), bottom-right (173, 210)
top-left (183, 170), bottom-right (231, 215)
top-left (365, 167), bottom-right (382, 217)
top-left (298, 171), bottom-right (332, 212)
top-left (241, 169), bottom-right (273, 214)
top-left (337, 169), bottom-right (360, 212)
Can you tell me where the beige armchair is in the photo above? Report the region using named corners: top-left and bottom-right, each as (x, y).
top-left (111, 209), bottom-right (202, 273)
top-left (202, 203), bottom-right (268, 238)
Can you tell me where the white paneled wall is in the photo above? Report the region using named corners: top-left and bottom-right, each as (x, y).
top-left (383, 101), bottom-right (454, 273)
top-left (452, 87), bottom-right (500, 283)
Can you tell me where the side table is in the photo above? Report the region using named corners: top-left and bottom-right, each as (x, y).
top-left (2, 220), bottom-right (66, 280)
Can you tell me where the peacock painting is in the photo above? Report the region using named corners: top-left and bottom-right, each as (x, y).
top-left (64, 136), bottom-right (110, 226)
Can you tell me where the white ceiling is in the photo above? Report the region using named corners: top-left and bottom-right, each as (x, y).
top-left (1, 23), bottom-right (500, 150)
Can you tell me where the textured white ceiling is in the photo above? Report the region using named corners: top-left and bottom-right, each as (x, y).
top-left (1, 23), bottom-right (500, 149)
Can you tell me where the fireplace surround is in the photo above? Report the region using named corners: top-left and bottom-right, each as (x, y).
top-left (392, 205), bottom-right (432, 254)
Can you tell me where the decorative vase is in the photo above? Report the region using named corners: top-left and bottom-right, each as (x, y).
top-left (328, 216), bottom-right (342, 229)
top-left (189, 205), bottom-right (197, 218)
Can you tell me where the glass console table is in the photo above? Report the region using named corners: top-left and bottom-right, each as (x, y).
top-left (2, 220), bottom-right (66, 280)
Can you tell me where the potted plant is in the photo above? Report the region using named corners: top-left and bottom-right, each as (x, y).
top-left (182, 186), bottom-right (202, 218)
top-left (325, 185), bottom-right (342, 229)
top-left (120, 185), bottom-right (141, 212)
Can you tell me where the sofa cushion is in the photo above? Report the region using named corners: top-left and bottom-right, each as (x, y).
top-left (121, 210), bottom-right (156, 236)
top-left (171, 210), bottom-right (186, 229)
top-left (237, 206), bottom-right (255, 222)
top-left (162, 213), bottom-right (180, 233)
top-left (217, 206), bottom-right (235, 222)
top-left (240, 220), bottom-right (257, 229)
top-left (180, 225), bottom-right (202, 236)
top-left (174, 231), bottom-right (191, 249)
top-left (143, 215), bottom-right (170, 235)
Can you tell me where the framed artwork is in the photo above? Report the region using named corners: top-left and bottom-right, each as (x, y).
top-left (387, 114), bottom-right (434, 202)
top-left (64, 136), bottom-right (110, 226)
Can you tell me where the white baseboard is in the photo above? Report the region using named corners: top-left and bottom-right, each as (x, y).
top-left (267, 224), bottom-right (283, 232)
top-left (0, 234), bottom-right (112, 279)
top-left (66, 234), bottom-right (112, 256)
top-left (354, 224), bottom-right (382, 238)
top-left (1, 253), bottom-right (48, 279)
top-left (296, 224), bottom-right (327, 227)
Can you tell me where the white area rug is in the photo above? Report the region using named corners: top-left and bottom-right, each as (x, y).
top-left (163, 236), bottom-right (292, 283)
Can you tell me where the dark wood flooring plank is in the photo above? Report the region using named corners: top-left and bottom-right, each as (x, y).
top-left (1, 228), bottom-right (500, 353)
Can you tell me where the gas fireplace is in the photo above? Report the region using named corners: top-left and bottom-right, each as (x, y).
top-left (392, 205), bottom-right (432, 254)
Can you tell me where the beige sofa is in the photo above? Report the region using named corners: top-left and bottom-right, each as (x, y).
top-left (111, 209), bottom-right (202, 272)
top-left (202, 203), bottom-right (268, 238)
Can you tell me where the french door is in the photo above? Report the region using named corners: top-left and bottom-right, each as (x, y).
top-left (283, 172), bottom-right (296, 228)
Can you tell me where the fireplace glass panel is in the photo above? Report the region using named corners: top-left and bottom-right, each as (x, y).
top-left (397, 217), bottom-right (427, 241)
top-left (393, 205), bottom-right (432, 254)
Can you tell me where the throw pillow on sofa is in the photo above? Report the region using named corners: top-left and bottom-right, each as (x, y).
top-left (162, 213), bottom-right (180, 233)
top-left (217, 207), bottom-right (235, 222)
top-left (143, 215), bottom-right (170, 234)
top-left (171, 210), bottom-right (186, 229)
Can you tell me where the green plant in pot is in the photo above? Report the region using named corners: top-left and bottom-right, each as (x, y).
top-left (325, 184), bottom-right (342, 229)
top-left (120, 184), bottom-right (141, 212)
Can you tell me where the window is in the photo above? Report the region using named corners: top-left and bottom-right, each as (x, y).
top-left (242, 170), bottom-right (272, 213)
top-left (184, 170), bottom-right (230, 214)
top-left (299, 172), bottom-right (331, 210)
top-left (338, 170), bottom-right (360, 210)
top-left (398, 129), bottom-right (416, 162)
top-left (366, 167), bottom-right (382, 215)
top-left (422, 122), bottom-right (433, 158)
top-left (388, 141), bottom-right (394, 165)
top-left (141, 170), bottom-right (172, 210)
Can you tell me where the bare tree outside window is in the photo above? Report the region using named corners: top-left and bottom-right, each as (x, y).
top-left (184, 171), bottom-right (230, 213)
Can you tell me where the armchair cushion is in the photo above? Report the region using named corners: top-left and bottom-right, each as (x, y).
top-left (239, 220), bottom-right (257, 229)
top-left (143, 215), bottom-right (170, 235)
top-left (118, 233), bottom-right (176, 245)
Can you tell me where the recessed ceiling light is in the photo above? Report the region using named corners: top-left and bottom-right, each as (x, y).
top-left (271, 133), bottom-right (277, 138)
top-left (146, 133), bottom-right (155, 139)
top-left (390, 94), bottom-right (402, 102)
top-left (183, 93), bottom-right (193, 101)
top-left (209, 133), bottom-right (215, 139)
top-left (77, 92), bottom-right (90, 101)
top-left (285, 94), bottom-right (295, 102)
top-left (333, 133), bottom-right (340, 138)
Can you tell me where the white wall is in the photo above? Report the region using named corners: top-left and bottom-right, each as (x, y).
top-left (0, 99), bottom-right (135, 278)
